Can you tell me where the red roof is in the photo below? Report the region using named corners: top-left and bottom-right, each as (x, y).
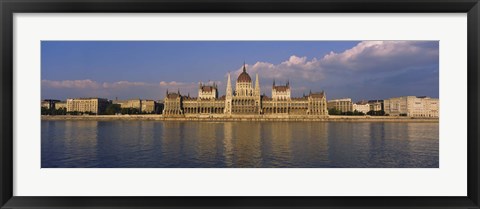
top-left (237, 71), bottom-right (252, 83)
top-left (201, 86), bottom-right (215, 92)
top-left (273, 86), bottom-right (289, 92)
top-left (310, 92), bottom-right (325, 98)
top-left (167, 93), bottom-right (180, 99)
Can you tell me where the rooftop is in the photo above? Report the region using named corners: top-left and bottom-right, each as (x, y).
top-left (237, 63), bottom-right (252, 83)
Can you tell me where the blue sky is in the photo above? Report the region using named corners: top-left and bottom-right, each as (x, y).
top-left (41, 41), bottom-right (439, 102)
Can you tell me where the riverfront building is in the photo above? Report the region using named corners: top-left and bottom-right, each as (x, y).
top-left (55, 101), bottom-right (67, 110)
top-left (113, 99), bottom-right (141, 110)
top-left (327, 98), bottom-right (353, 113)
top-left (41, 99), bottom-right (60, 110)
top-left (113, 99), bottom-right (157, 113)
top-left (163, 64), bottom-right (328, 117)
top-left (141, 100), bottom-right (156, 113)
top-left (66, 98), bottom-right (109, 114)
top-left (368, 100), bottom-right (384, 112)
top-left (384, 96), bottom-right (439, 117)
top-left (353, 101), bottom-right (370, 113)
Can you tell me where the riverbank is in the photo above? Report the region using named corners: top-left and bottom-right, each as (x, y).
top-left (41, 115), bottom-right (439, 122)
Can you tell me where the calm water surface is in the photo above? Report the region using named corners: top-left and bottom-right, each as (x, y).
top-left (41, 121), bottom-right (439, 168)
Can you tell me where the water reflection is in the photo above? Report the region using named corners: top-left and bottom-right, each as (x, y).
top-left (41, 121), bottom-right (439, 168)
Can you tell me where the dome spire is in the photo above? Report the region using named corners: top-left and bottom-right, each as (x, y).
top-left (237, 62), bottom-right (252, 83)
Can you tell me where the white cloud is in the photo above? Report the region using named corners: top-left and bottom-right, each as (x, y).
top-left (43, 79), bottom-right (198, 89)
top-left (102, 81), bottom-right (154, 89)
top-left (232, 41), bottom-right (438, 82)
top-left (234, 55), bottom-right (324, 82)
top-left (42, 79), bottom-right (101, 89)
top-left (321, 41), bottom-right (438, 71)
top-left (42, 79), bottom-right (203, 100)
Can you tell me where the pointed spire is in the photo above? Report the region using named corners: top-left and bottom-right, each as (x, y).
top-left (177, 89), bottom-right (180, 94)
top-left (273, 79), bottom-right (275, 87)
top-left (243, 61), bottom-right (246, 72)
top-left (287, 79), bottom-right (289, 86)
top-left (166, 89), bottom-right (169, 95)
top-left (255, 73), bottom-right (260, 96)
top-left (226, 72), bottom-right (232, 98)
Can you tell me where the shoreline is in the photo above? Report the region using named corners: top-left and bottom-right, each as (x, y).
top-left (41, 115), bottom-right (439, 122)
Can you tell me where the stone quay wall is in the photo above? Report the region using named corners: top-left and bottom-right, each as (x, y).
top-left (41, 115), bottom-right (439, 122)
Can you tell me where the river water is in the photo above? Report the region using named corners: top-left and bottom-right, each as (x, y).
top-left (41, 121), bottom-right (439, 168)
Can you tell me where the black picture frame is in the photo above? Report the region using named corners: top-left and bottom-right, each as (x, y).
top-left (1, 0), bottom-right (479, 208)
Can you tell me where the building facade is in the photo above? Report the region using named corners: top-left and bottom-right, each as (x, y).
top-left (327, 98), bottom-right (353, 113)
top-left (55, 101), bottom-right (67, 110)
top-left (163, 91), bottom-right (183, 116)
top-left (384, 96), bottom-right (439, 117)
top-left (66, 98), bottom-right (109, 114)
top-left (353, 101), bottom-right (370, 113)
top-left (162, 64), bottom-right (328, 117)
top-left (368, 100), bottom-right (384, 112)
top-left (113, 99), bottom-right (142, 110)
top-left (113, 99), bottom-right (157, 113)
top-left (41, 99), bottom-right (60, 110)
top-left (141, 100), bottom-right (156, 113)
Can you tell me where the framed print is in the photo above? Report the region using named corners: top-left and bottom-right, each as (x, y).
top-left (1, 0), bottom-right (479, 208)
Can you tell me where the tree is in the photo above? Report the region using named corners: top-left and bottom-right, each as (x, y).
top-left (352, 110), bottom-right (365, 116)
top-left (120, 108), bottom-right (140, 115)
top-left (54, 107), bottom-right (67, 115)
top-left (41, 107), bottom-right (50, 115)
top-left (67, 111), bottom-right (80, 115)
top-left (328, 108), bottom-right (342, 115)
top-left (367, 110), bottom-right (385, 116)
top-left (105, 104), bottom-right (121, 115)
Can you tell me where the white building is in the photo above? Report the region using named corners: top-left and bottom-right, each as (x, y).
top-left (272, 80), bottom-right (291, 101)
top-left (327, 98), bottom-right (353, 113)
top-left (66, 98), bottom-right (109, 114)
top-left (198, 82), bottom-right (218, 100)
top-left (368, 100), bottom-right (384, 112)
top-left (353, 101), bottom-right (370, 113)
top-left (384, 96), bottom-right (439, 117)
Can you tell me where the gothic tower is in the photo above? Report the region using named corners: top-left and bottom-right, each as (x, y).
top-left (225, 72), bottom-right (232, 114)
top-left (254, 73), bottom-right (261, 113)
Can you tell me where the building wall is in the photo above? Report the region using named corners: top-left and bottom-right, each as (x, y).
top-left (163, 94), bottom-right (183, 116)
top-left (66, 98), bottom-right (109, 114)
top-left (384, 96), bottom-right (439, 117)
top-left (308, 95), bottom-right (328, 115)
top-left (183, 99), bottom-right (225, 114)
top-left (113, 99), bottom-right (142, 110)
top-left (55, 102), bottom-right (67, 110)
top-left (353, 103), bottom-right (370, 113)
top-left (162, 70), bottom-right (328, 117)
top-left (272, 88), bottom-right (291, 101)
top-left (369, 101), bottom-right (384, 111)
top-left (141, 100), bottom-right (156, 113)
top-left (41, 101), bottom-right (53, 109)
top-left (41, 99), bottom-right (60, 109)
top-left (328, 98), bottom-right (353, 113)
top-left (198, 86), bottom-right (218, 100)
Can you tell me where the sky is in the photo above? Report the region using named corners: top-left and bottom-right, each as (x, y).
top-left (41, 41), bottom-right (439, 102)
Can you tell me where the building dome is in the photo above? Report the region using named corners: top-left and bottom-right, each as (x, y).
top-left (237, 64), bottom-right (252, 83)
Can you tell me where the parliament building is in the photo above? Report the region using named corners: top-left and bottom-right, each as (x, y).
top-left (163, 64), bottom-right (328, 117)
